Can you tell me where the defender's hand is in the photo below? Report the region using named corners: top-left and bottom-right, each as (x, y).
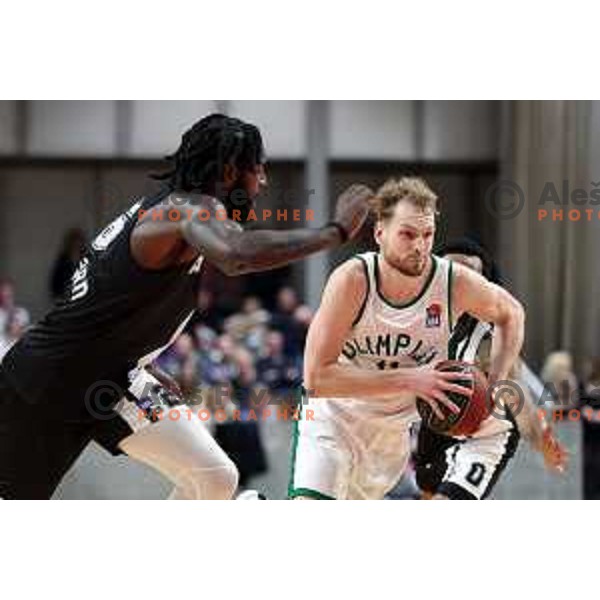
top-left (333, 184), bottom-right (372, 241)
top-left (541, 426), bottom-right (569, 474)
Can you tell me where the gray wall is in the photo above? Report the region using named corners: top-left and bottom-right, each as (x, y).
top-left (0, 101), bottom-right (499, 161)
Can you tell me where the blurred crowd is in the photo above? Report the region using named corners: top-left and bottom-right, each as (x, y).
top-left (154, 286), bottom-right (313, 485)
top-left (158, 287), bottom-right (310, 404)
top-left (0, 279), bottom-right (30, 362)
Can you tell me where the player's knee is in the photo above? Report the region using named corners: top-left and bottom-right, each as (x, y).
top-left (208, 461), bottom-right (240, 500)
top-left (179, 460), bottom-right (239, 500)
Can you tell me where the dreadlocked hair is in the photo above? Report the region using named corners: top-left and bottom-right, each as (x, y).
top-left (153, 113), bottom-right (265, 195)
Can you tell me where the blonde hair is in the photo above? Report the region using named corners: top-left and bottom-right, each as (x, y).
top-left (370, 177), bottom-right (438, 221)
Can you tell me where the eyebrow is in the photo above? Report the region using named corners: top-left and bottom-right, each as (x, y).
top-left (397, 224), bottom-right (435, 233)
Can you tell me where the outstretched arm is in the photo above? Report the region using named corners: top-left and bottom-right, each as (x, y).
top-left (131, 185), bottom-right (371, 275)
top-left (515, 360), bottom-right (568, 473)
top-left (182, 208), bottom-right (343, 276)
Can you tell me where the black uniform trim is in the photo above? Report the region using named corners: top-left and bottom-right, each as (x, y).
top-left (352, 255), bottom-right (370, 327)
top-left (414, 426), bottom-right (456, 493)
top-left (437, 481), bottom-right (477, 500)
top-left (448, 313), bottom-right (477, 360)
top-left (91, 412), bottom-right (135, 456)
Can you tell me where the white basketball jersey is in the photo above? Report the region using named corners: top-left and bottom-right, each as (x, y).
top-left (339, 251), bottom-right (453, 373)
top-left (311, 251), bottom-right (455, 426)
top-left (296, 252), bottom-right (455, 497)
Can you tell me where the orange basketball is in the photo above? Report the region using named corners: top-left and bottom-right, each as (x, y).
top-left (416, 360), bottom-right (490, 436)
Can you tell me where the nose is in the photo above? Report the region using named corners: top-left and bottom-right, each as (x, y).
top-left (412, 242), bottom-right (425, 258)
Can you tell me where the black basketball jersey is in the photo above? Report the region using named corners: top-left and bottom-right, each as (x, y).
top-left (1, 187), bottom-right (204, 415)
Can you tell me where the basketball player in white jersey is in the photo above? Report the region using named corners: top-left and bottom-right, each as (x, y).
top-left (289, 177), bottom-right (525, 500)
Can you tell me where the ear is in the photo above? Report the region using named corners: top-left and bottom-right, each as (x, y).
top-left (222, 163), bottom-right (239, 187)
top-left (373, 221), bottom-right (383, 247)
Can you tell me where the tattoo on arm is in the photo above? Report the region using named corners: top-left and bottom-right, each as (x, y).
top-left (178, 195), bottom-right (343, 275)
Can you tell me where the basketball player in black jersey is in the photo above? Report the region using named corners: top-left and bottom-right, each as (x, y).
top-left (0, 113), bottom-right (371, 499)
top-left (414, 239), bottom-right (567, 499)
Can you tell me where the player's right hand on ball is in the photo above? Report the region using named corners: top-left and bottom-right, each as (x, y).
top-left (333, 184), bottom-right (372, 241)
top-left (409, 367), bottom-right (473, 420)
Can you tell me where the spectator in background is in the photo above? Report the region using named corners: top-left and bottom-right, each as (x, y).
top-left (293, 304), bottom-right (313, 351)
top-left (0, 311), bottom-right (29, 361)
top-left (177, 355), bottom-right (202, 403)
top-left (50, 228), bottom-right (87, 301)
top-left (193, 323), bottom-right (218, 353)
top-left (541, 351), bottom-right (579, 409)
top-left (224, 296), bottom-right (270, 355)
top-left (256, 330), bottom-right (301, 393)
top-left (270, 286), bottom-right (306, 360)
top-left (193, 289), bottom-right (224, 332)
top-left (156, 332), bottom-right (198, 381)
top-left (198, 333), bottom-right (239, 386)
top-left (0, 279), bottom-right (30, 336)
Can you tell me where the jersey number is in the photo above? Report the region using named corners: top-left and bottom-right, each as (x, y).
top-left (465, 462), bottom-right (486, 487)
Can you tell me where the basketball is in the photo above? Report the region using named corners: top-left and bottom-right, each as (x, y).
top-left (416, 360), bottom-right (490, 436)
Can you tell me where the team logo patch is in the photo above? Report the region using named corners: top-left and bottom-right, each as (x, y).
top-left (425, 303), bottom-right (442, 328)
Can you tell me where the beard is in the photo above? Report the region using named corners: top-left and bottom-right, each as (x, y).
top-left (386, 253), bottom-right (428, 277)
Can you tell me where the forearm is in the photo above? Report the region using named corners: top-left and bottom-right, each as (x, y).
top-left (514, 383), bottom-right (545, 444)
top-left (488, 310), bottom-right (525, 384)
top-left (305, 362), bottom-right (416, 404)
top-left (183, 221), bottom-right (342, 275)
top-left (230, 227), bottom-right (342, 274)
